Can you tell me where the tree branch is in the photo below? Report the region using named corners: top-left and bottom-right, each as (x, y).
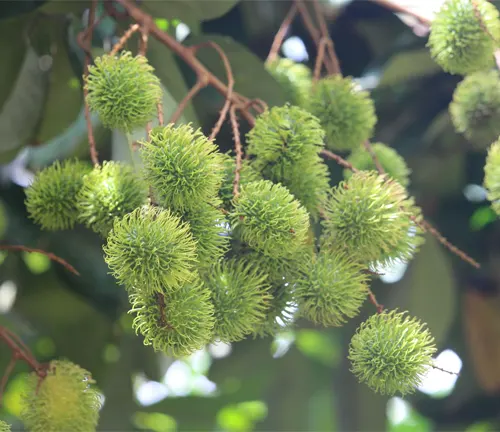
top-left (266, 3), bottom-right (297, 64)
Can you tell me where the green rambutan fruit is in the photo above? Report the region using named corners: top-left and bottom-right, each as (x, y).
top-left (0, 421), bottom-right (11, 432)
top-left (295, 253), bottom-right (368, 327)
top-left (219, 153), bottom-right (261, 209)
top-left (255, 154), bottom-right (330, 220)
top-left (321, 171), bottom-right (424, 266)
top-left (25, 159), bottom-right (92, 231)
top-left (230, 180), bottom-right (310, 257)
top-left (247, 105), bottom-right (325, 164)
top-left (21, 359), bottom-right (101, 432)
top-left (203, 259), bottom-right (272, 343)
top-left (306, 75), bottom-right (377, 152)
top-left (428, 0), bottom-right (500, 76)
top-left (141, 124), bottom-right (224, 211)
top-left (450, 70), bottom-right (500, 150)
top-left (177, 200), bottom-right (230, 266)
top-left (348, 310), bottom-right (437, 396)
top-left (77, 161), bottom-right (148, 237)
top-left (104, 205), bottom-right (198, 293)
top-left (85, 51), bottom-right (162, 131)
top-left (129, 280), bottom-right (215, 358)
top-left (266, 57), bottom-right (312, 106)
top-left (484, 139), bottom-right (500, 215)
top-left (344, 143), bottom-right (411, 187)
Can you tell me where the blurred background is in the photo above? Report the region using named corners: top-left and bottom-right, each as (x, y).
top-left (1, 0), bottom-right (500, 430)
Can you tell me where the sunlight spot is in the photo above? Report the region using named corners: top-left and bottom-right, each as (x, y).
top-left (418, 349), bottom-right (462, 397)
top-left (378, 260), bottom-right (409, 284)
top-left (134, 374), bottom-right (169, 406)
top-left (282, 36), bottom-right (309, 62)
top-left (387, 397), bottom-right (411, 425)
top-left (464, 184), bottom-right (488, 202)
top-left (191, 375), bottom-right (217, 395)
top-left (209, 341), bottom-right (232, 359)
top-left (163, 361), bottom-right (192, 396)
top-left (0, 280), bottom-right (17, 313)
top-left (176, 23), bottom-right (190, 42)
top-left (271, 331), bottom-right (295, 358)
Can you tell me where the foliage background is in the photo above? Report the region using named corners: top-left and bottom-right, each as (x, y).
top-left (1, 0), bottom-right (500, 430)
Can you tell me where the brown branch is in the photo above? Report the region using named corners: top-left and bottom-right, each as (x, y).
top-left (230, 106), bottom-right (243, 199)
top-left (187, 42), bottom-right (235, 141)
top-left (266, 3), bottom-right (298, 64)
top-left (0, 245), bottom-right (80, 276)
top-left (110, 23), bottom-right (140, 55)
top-left (81, 0), bottom-right (99, 167)
top-left (431, 363), bottom-right (460, 376)
top-left (169, 79), bottom-right (207, 125)
top-left (363, 140), bottom-right (384, 175)
top-left (139, 25), bottom-right (150, 56)
top-left (0, 354), bottom-right (17, 404)
top-left (311, 0), bottom-right (340, 75)
top-left (320, 149), bottom-right (359, 172)
top-left (314, 37), bottom-right (329, 81)
top-left (367, 288), bottom-right (384, 314)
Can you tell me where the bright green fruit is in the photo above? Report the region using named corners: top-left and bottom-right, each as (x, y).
top-left (484, 139), bottom-right (500, 215)
top-left (266, 57), bottom-right (312, 106)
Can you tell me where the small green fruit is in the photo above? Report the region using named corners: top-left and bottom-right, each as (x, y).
top-left (129, 281), bottom-right (215, 358)
top-left (306, 76), bottom-right (377, 152)
top-left (104, 206), bottom-right (198, 293)
top-left (484, 139), bottom-right (500, 215)
top-left (85, 51), bottom-right (162, 131)
top-left (349, 310), bottom-right (437, 396)
top-left (25, 160), bottom-right (92, 231)
top-left (141, 124), bottom-right (224, 211)
top-left (266, 57), bottom-right (312, 106)
top-left (21, 359), bottom-right (101, 432)
top-left (450, 70), bottom-right (500, 150)
top-left (77, 161), bottom-right (148, 237)
top-left (296, 253), bottom-right (368, 327)
top-left (0, 421), bottom-right (11, 432)
top-left (428, 0), bottom-right (500, 75)
top-left (344, 143), bottom-right (410, 187)
top-left (230, 180), bottom-right (310, 257)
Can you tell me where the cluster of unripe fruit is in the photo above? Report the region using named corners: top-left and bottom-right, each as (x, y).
top-left (13, 0), bottom-right (500, 430)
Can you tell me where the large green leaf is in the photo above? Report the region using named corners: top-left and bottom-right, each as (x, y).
top-left (385, 234), bottom-right (457, 345)
top-left (185, 34), bottom-right (288, 108)
top-left (0, 47), bottom-right (51, 164)
top-left (0, 0), bottom-right (45, 20)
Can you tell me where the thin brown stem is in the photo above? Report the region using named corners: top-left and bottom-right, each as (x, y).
top-left (266, 3), bottom-right (298, 64)
top-left (157, 102), bottom-right (164, 126)
top-left (139, 26), bottom-right (150, 56)
top-left (110, 23), bottom-right (140, 55)
top-left (0, 326), bottom-right (45, 377)
top-left (367, 288), bottom-right (384, 314)
top-left (82, 0), bottom-right (99, 167)
top-left (230, 106), bottom-right (243, 199)
top-left (311, 0), bottom-right (340, 75)
top-left (431, 363), bottom-right (460, 376)
top-left (363, 140), bottom-right (384, 174)
top-left (0, 245), bottom-right (80, 275)
top-left (314, 37), bottom-right (329, 81)
top-left (320, 149), bottom-right (359, 172)
top-left (169, 79), bottom-right (207, 125)
top-left (0, 355), bottom-right (17, 404)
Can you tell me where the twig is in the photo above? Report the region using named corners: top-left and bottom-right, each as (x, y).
top-left (363, 140), bottom-right (384, 174)
top-left (81, 0), bottom-right (99, 167)
top-left (187, 42), bottom-right (235, 141)
top-left (110, 23), bottom-right (140, 55)
top-left (431, 363), bottom-right (459, 376)
top-left (320, 149), bottom-right (359, 172)
top-left (311, 0), bottom-right (340, 75)
top-left (0, 245), bottom-right (80, 275)
top-left (230, 106), bottom-right (243, 199)
top-left (367, 288), bottom-right (384, 314)
top-left (412, 217), bottom-right (481, 269)
top-left (169, 79), bottom-right (207, 125)
top-left (314, 37), bottom-right (329, 81)
top-left (139, 25), bottom-right (150, 56)
top-left (266, 3), bottom-right (298, 64)
top-left (0, 355), bottom-right (17, 404)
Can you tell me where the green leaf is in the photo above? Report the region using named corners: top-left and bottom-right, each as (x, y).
top-left (0, 46), bottom-right (51, 163)
top-left (379, 49), bottom-right (442, 87)
top-left (386, 234), bottom-right (456, 346)
top-left (0, 0), bottom-right (45, 20)
top-left (185, 34), bottom-right (288, 108)
top-left (295, 329), bottom-right (341, 367)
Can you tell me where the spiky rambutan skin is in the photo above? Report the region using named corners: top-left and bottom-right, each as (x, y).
top-left (484, 139), bottom-right (500, 215)
top-left (306, 76), bottom-right (377, 152)
top-left (85, 51), bottom-right (161, 131)
top-left (344, 143), bottom-right (411, 187)
top-left (203, 259), bottom-right (272, 342)
top-left (21, 359), bottom-right (101, 432)
top-left (449, 70), bottom-right (500, 150)
top-left (219, 154), bottom-right (261, 209)
top-left (247, 105), bottom-right (325, 164)
top-left (129, 281), bottom-right (215, 358)
top-left (25, 159), bottom-right (92, 231)
top-left (76, 161), bottom-right (148, 237)
top-left (296, 253), bottom-right (368, 327)
top-left (348, 310), bottom-right (437, 396)
top-left (104, 206), bottom-right (198, 294)
top-left (255, 155), bottom-right (330, 220)
top-left (230, 180), bottom-right (310, 257)
top-left (177, 201), bottom-right (230, 266)
top-left (141, 124), bottom-right (224, 211)
top-left (322, 171), bottom-right (424, 266)
top-left (427, 0), bottom-right (500, 76)
top-left (266, 57), bottom-right (312, 106)
top-left (0, 421), bottom-right (11, 432)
